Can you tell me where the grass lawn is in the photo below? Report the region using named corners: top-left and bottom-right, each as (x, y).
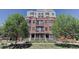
top-left (30, 39), bottom-right (56, 43)
top-left (0, 39), bottom-right (62, 49)
top-left (27, 39), bottom-right (61, 49)
top-left (0, 39), bottom-right (79, 49)
top-left (29, 43), bottom-right (62, 49)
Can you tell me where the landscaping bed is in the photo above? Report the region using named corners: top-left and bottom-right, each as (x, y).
top-left (1, 42), bottom-right (32, 49)
top-left (55, 43), bottom-right (79, 48)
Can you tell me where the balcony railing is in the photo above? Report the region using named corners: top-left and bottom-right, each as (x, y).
top-left (36, 30), bottom-right (44, 32)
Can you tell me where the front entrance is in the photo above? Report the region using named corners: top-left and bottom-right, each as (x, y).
top-left (46, 34), bottom-right (49, 39)
top-left (30, 34), bottom-right (54, 40)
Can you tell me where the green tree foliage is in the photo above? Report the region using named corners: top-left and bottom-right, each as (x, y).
top-left (4, 14), bottom-right (29, 42)
top-left (0, 26), bottom-right (4, 36)
top-left (52, 14), bottom-right (79, 40)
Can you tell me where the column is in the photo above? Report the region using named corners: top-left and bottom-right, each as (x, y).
top-left (39, 34), bottom-right (41, 40)
top-left (44, 34), bottom-right (47, 41)
top-left (34, 34), bottom-right (36, 40)
top-left (49, 34), bottom-right (53, 40)
top-left (29, 34), bottom-right (31, 41)
top-left (49, 34), bottom-right (50, 40)
top-left (38, 34), bottom-right (40, 40)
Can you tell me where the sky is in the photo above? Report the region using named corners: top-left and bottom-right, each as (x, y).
top-left (55, 9), bottom-right (79, 18)
top-left (0, 9), bottom-right (79, 26)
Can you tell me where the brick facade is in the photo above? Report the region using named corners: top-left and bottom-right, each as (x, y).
top-left (26, 9), bottom-right (56, 41)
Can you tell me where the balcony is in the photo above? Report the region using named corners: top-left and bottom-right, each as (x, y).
top-left (36, 20), bottom-right (44, 25)
top-left (36, 26), bottom-right (44, 33)
top-left (36, 30), bottom-right (44, 32)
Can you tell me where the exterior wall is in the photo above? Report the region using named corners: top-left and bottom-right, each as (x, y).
top-left (27, 9), bottom-right (56, 18)
top-left (26, 9), bottom-right (56, 40)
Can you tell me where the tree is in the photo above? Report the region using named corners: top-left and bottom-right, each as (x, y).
top-left (4, 14), bottom-right (29, 42)
top-left (0, 26), bottom-right (4, 36)
top-left (52, 14), bottom-right (79, 40)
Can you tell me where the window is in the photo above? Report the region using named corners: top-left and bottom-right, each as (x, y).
top-left (41, 13), bottom-right (43, 15)
top-left (41, 16), bottom-right (44, 18)
top-left (45, 27), bottom-right (48, 31)
top-left (46, 20), bottom-right (53, 24)
top-left (29, 27), bottom-right (31, 31)
top-left (38, 16), bottom-right (41, 18)
top-left (46, 16), bottom-right (49, 18)
top-left (30, 12), bottom-right (34, 15)
top-left (30, 12), bottom-right (34, 17)
top-left (36, 20), bottom-right (44, 25)
top-left (46, 12), bottom-right (49, 17)
top-left (49, 20), bottom-right (53, 23)
top-left (32, 27), bottom-right (35, 30)
top-left (45, 20), bottom-right (50, 24)
top-left (33, 20), bottom-right (35, 24)
top-left (36, 26), bottom-right (44, 32)
top-left (49, 27), bottom-right (51, 31)
top-left (46, 12), bottom-right (49, 15)
top-left (36, 20), bottom-right (39, 25)
top-left (38, 13), bottom-right (41, 15)
top-left (52, 13), bottom-right (54, 15)
top-left (38, 13), bottom-right (44, 18)
top-left (45, 20), bottom-right (47, 24)
top-left (39, 20), bottom-right (43, 25)
top-left (29, 20), bottom-right (31, 24)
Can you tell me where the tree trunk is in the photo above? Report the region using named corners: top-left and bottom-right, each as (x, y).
top-left (15, 36), bottom-right (18, 44)
top-left (15, 33), bottom-right (20, 44)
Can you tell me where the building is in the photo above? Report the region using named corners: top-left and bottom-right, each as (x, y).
top-left (26, 9), bottom-right (56, 41)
